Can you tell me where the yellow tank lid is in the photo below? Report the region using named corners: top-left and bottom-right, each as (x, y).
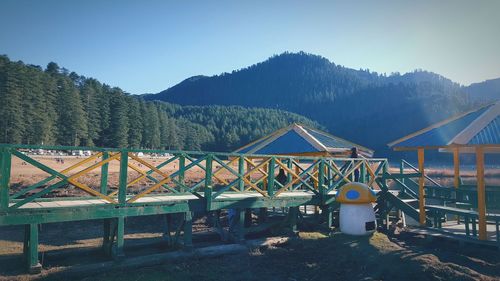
top-left (336, 182), bottom-right (376, 204)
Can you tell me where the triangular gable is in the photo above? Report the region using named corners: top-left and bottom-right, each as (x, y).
top-left (234, 123), bottom-right (374, 156)
top-left (388, 103), bottom-right (495, 148)
top-left (452, 102), bottom-right (500, 145)
top-left (467, 116), bottom-right (500, 145)
top-left (252, 129), bottom-right (320, 155)
top-left (235, 125), bottom-right (292, 154)
top-left (302, 126), bottom-right (373, 155)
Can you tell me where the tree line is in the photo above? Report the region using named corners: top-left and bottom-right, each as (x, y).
top-left (0, 55), bottom-right (318, 151)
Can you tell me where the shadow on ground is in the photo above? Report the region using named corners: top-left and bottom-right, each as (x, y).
top-left (49, 232), bottom-right (500, 281)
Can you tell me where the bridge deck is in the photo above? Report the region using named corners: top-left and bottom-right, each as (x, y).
top-left (8, 190), bottom-right (338, 210)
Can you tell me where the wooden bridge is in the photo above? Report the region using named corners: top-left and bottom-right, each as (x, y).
top-left (1, 144), bottom-right (499, 274)
top-left (0, 144), bottom-right (389, 272)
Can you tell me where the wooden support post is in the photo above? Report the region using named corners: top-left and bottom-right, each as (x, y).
top-left (258, 207), bottom-right (268, 223)
top-left (326, 160), bottom-right (331, 187)
top-left (263, 160), bottom-right (268, 191)
top-left (295, 159), bottom-right (300, 178)
top-left (237, 208), bottom-right (245, 243)
top-left (204, 154), bottom-right (213, 211)
top-left (360, 160), bottom-right (366, 184)
top-left (476, 147), bottom-right (487, 240)
top-left (287, 159), bottom-right (293, 184)
top-left (464, 216), bottom-right (470, 236)
top-left (113, 217), bottom-right (125, 259)
top-left (183, 211), bottom-right (193, 250)
top-left (382, 161), bottom-right (389, 191)
top-left (24, 224), bottom-right (41, 273)
top-left (118, 150), bottom-right (128, 204)
top-left (289, 207), bottom-right (299, 234)
top-left (453, 147), bottom-right (460, 189)
top-left (433, 212), bottom-right (439, 228)
top-left (321, 204), bottom-right (333, 228)
top-left (267, 157), bottom-right (275, 197)
top-left (179, 155), bottom-right (185, 193)
top-left (327, 205), bottom-right (334, 228)
top-left (246, 159), bottom-right (253, 187)
top-left (453, 147), bottom-right (461, 222)
top-left (102, 218), bottom-right (112, 255)
top-left (238, 156), bottom-right (245, 191)
top-left (472, 218), bottom-right (477, 237)
top-left (313, 165), bottom-right (318, 189)
top-left (100, 152), bottom-right (109, 195)
top-left (163, 214), bottom-right (172, 245)
top-left (0, 147), bottom-right (11, 210)
top-left (400, 160), bottom-right (405, 186)
top-left (418, 148), bottom-right (426, 225)
top-left (318, 160), bottom-right (326, 204)
top-left (495, 220), bottom-right (499, 244)
top-left (350, 159), bottom-right (355, 182)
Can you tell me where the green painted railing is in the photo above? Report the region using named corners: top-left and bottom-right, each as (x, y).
top-left (0, 144), bottom-right (388, 211)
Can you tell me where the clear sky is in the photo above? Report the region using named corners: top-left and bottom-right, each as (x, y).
top-left (1, 0), bottom-right (499, 94)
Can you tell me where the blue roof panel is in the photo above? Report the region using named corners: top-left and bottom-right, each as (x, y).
top-left (468, 116), bottom-right (500, 145)
top-left (254, 130), bottom-right (319, 154)
top-left (304, 128), bottom-right (354, 149)
top-left (394, 105), bottom-right (491, 147)
top-left (238, 135), bottom-right (273, 154)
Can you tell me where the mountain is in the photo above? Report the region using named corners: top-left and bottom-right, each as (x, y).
top-left (465, 78), bottom-right (500, 103)
top-left (0, 55), bottom-right (319, 151)
top-left (145, 51), bottom-right (498, 155)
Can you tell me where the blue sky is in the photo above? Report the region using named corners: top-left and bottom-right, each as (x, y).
top-left (1, 0), bottom-right (499, 94)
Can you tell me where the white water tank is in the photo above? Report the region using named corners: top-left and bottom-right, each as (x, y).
top-left (336, 182), bottom-right (377, 236)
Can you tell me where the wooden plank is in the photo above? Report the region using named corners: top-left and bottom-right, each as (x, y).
top-left (476, 147), bottom-right (487, 240)
top-left (453, 147), bottom-right (460, 188)
top-left (132, 197), bottom-right (162, 203)
top-left (17, 202), bottom-right (43, 209)
top-left (418, 148), bottom-right (426, 225)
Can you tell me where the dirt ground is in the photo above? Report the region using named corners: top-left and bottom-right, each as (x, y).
top-left (1, 217), bottom-right (499, 281)
top-left (25, 232), bottom-right (500, 281)
top-left (72, 232), bottom-right (499, 281)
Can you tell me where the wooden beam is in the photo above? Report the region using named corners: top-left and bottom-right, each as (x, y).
top-left (476, 147), bottom-right (487, 240)
top-left (183, 211), bottom-right (193, 250)
top-left (114, 217), bottom-right (125, 259)
top-left (24, 223), bottom-right (41, 273)
top-left (295, 159), bottom-right (300, 179)
top-left (0, 148), bottom-right (12, 210)
top-left (418, 148), bottom-right (426, 225)
top-left (453, 147), bottom-right (460, 188)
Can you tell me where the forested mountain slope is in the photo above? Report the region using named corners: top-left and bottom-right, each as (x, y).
top-left (145, 52), bottom-right (497, 153)
top-left (0, 55), bottom-right (318, 151)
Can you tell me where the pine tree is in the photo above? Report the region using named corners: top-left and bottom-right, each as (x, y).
top-left (108, 90), bottom-right (129, 148)
top-left (127, 97), bottom-right (143, 148)
top-left (80, 79), bottom-right (102, 146)
top-left (158, 109), bottom-right (169, 149)
top-left (166, 118), bottom-right (180, 150)
top-left (96, 85), bottom-right (112, 146)
top-left (142, 103), bottom-right (161, 148)
top-left (0, 61), bottom-right (25, 143)
top-left (55, 78), bottom-right (88, 146)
